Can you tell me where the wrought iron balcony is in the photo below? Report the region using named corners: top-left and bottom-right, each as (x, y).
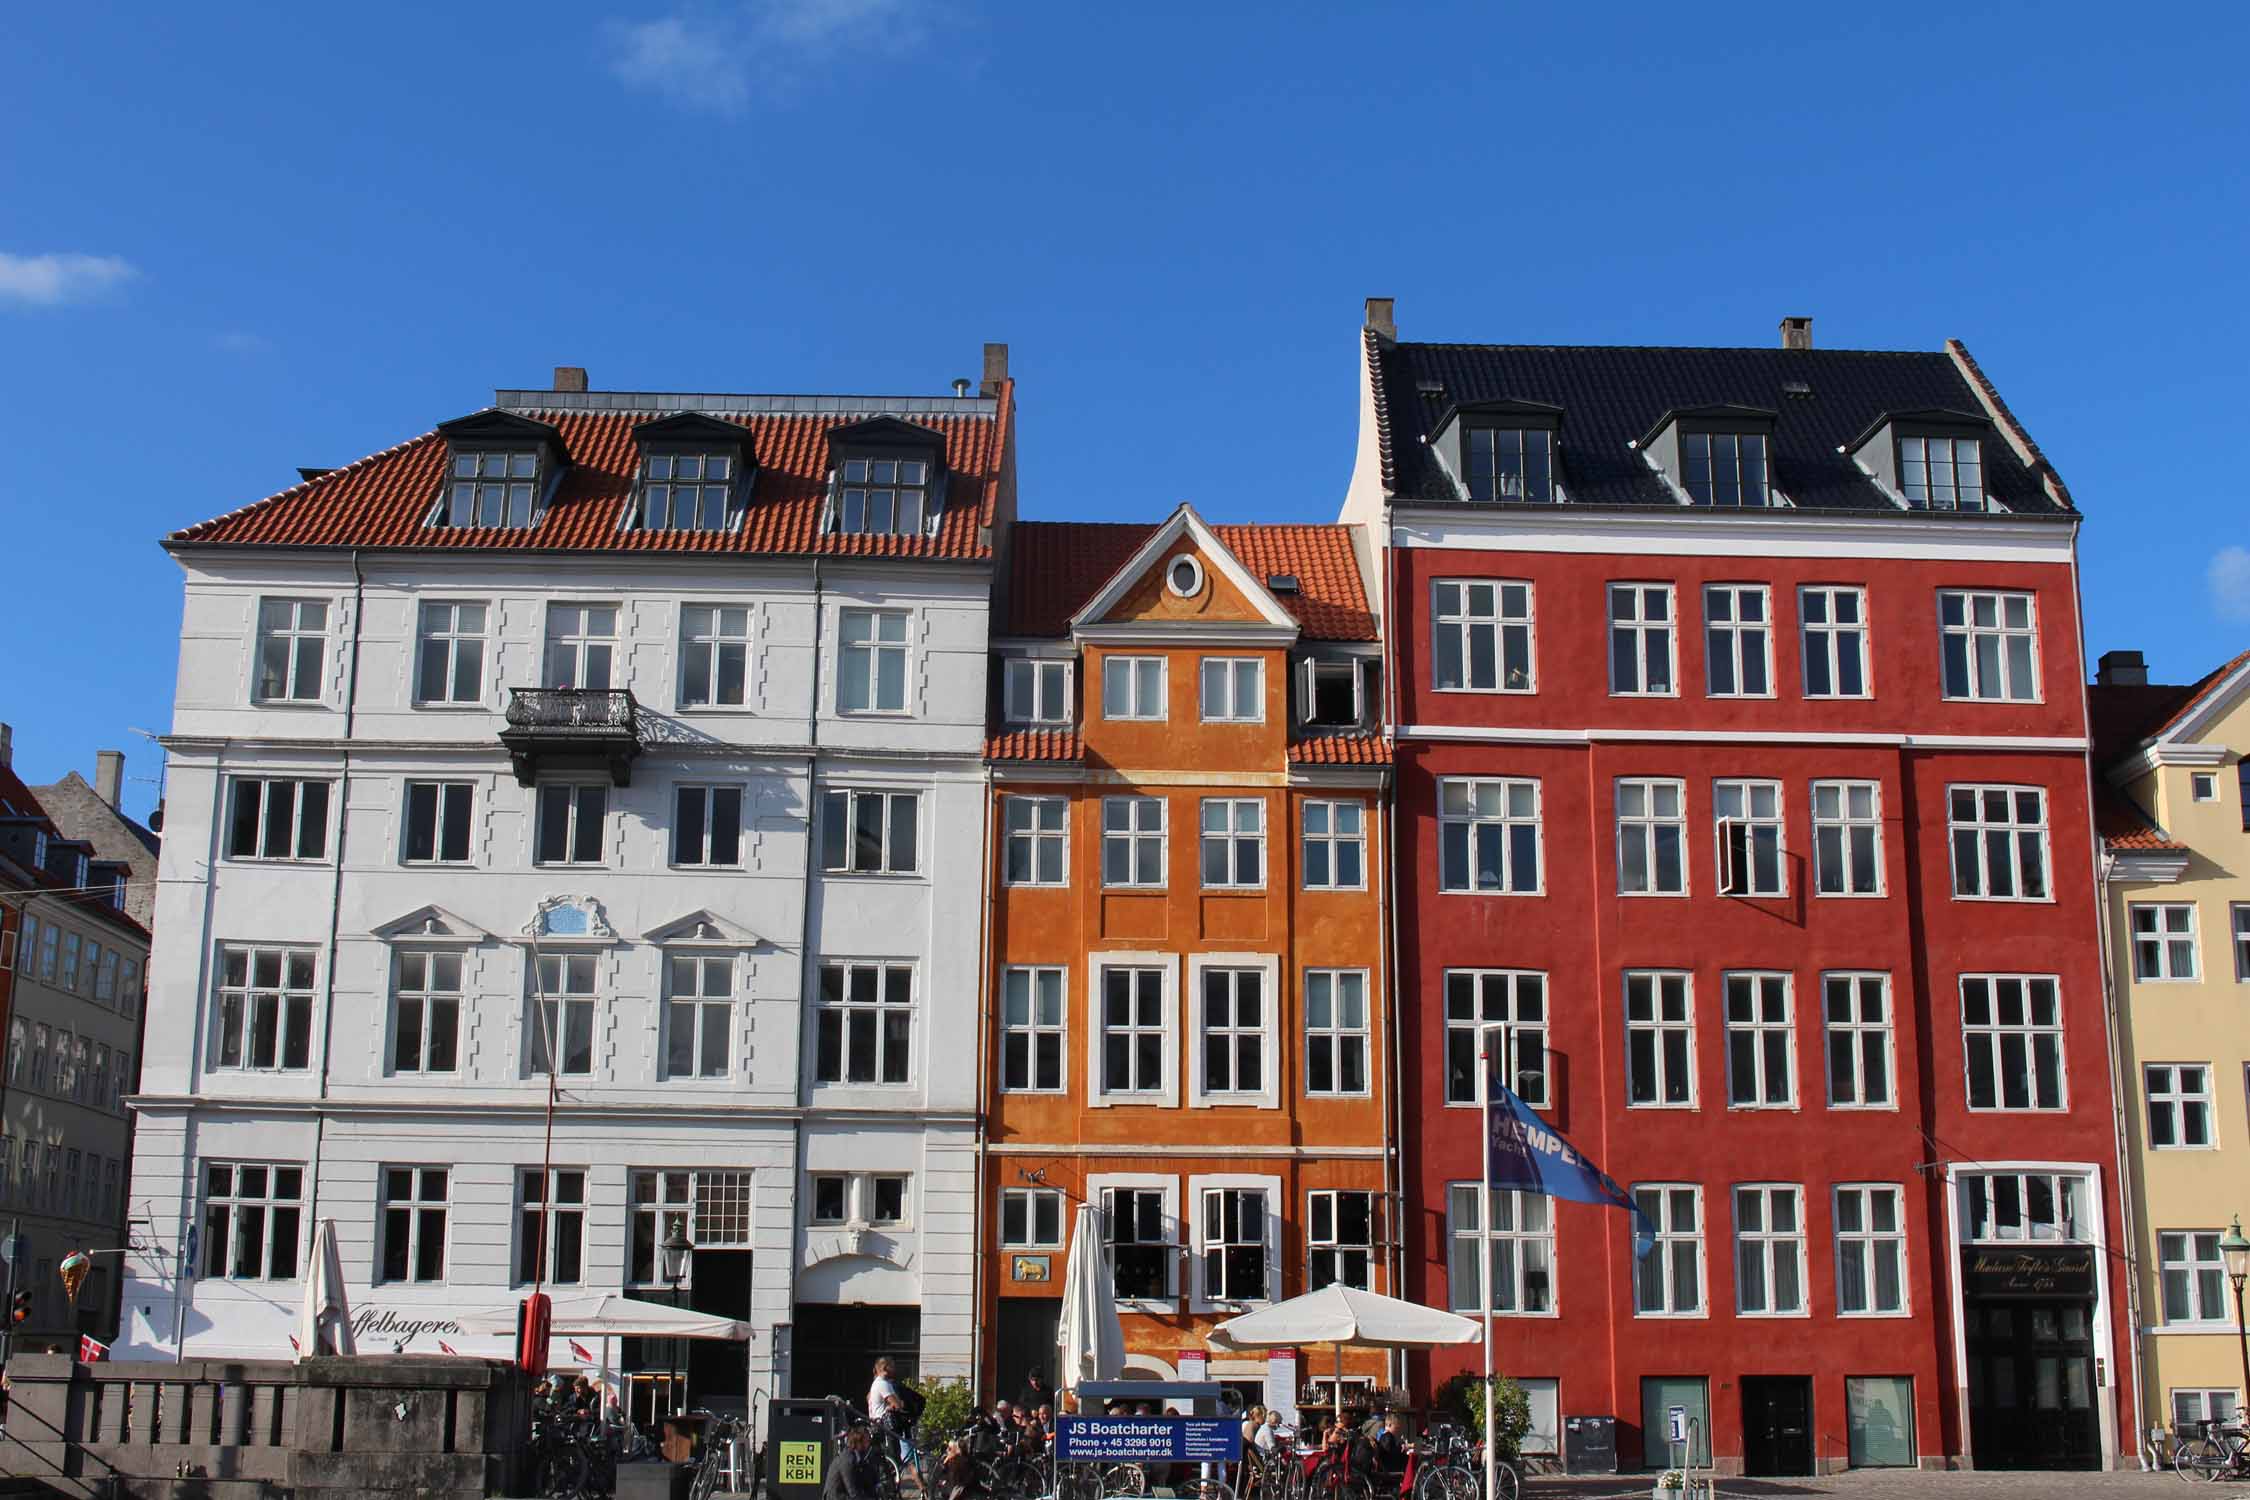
top-left (500, 687), bottom-right (641, 786)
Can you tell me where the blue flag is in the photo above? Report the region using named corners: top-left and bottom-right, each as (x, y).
top-left (1485, 1061), bottom-right (1657, 1258)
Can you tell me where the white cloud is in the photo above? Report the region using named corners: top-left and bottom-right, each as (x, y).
top-left (2212, 545), bottom-right (2250, 623)
top-left (606, 0), bottom-right (927, 115)
top-left (0, 252), bottom-right (139, 308)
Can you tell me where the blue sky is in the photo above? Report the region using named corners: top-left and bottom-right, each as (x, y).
top-left (4, 0), bottom-right (2245, 818)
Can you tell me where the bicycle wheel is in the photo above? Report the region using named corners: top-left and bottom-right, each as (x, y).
top-left (1103, 1462), bottom-right (1148, 1496)
top-left (1181, 1477), bottom-right (1236, 1500)
top-left (539, 1439), bottom-right (592, 1499)
top-left (1487, 1461), bottom-right (1518, 1500)
top-left (690, 1454), bottom-right (723, 1500)
top-left (2178, 1436), bottom-right (2229, 1482)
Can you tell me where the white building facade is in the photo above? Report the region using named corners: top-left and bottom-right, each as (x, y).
top-left (118, 361), bottom-right (1015, 1414)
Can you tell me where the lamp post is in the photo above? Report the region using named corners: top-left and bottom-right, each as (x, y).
top-left (2220, 1217), bottom-right (2250, 1416)
top-left (661, 1223), bottom-right (693, 1416)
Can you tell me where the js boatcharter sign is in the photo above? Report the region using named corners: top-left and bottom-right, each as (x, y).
top-left (1054, 1416), bottom-right (1243, 1463)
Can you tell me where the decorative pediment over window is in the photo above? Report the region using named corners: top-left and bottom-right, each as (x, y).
top-left (520, 894), bottom-right (617, 946)
top-left (370, 904), bottom-right (495, 946)
top-left (642, 909), bottom-right (762, 948)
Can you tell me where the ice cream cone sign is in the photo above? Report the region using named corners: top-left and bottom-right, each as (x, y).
top-left (59, 1252), bottom-right (90, 1305)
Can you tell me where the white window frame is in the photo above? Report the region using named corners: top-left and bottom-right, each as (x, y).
top-left (253, 598), bottom-right (328, 704)
top-left (837, 608), bottom-right (911, 714)
top-left (1445, 969), bottom-right (1548, 1109)
top-left (1624, 970), bottom-right (1695, 1109)
top-left (1799, 585), bottom-right (1871, 698)
top-left (1101, 655), bottom-right (1167, 721)
top-left (1187, 954), bottom-right (1281, 1109)
top-left (1834, 1183), bottom-right (1909, 1317)
top-left (1000, 965), bottom-right (1068, 1094)
top-left (821, 787), bottom-right (919, 876)
top-left (1714, 779), bottom-right (1785, 897)
top-left (1733, 1183), bottom-right (1809, 1317)
top-left (663, 951), bottom-right (735, 1081)
top-left (1702, 584), bottom-right (1774, 698)
top-left (223, 776), bottom-right (332, 863)
top-left (2234, 904), bottom-right (2250, 984)
top-left (199, 1160), bottom-right (306, 1280)
top-left (1303, 968), bottom-right (1371, 1098)
top-left (389, 949), bottom-right (462, 1075)
top-left (2191, 772), bottom-right (2219, 803)
top-left (1300, 657), bottom-right (1367, 727)
top-left (1088, 953), bottom-right (1179, 1109)
top-left (1632, 1183), bottom-right (1705, 1317)
top-left (1199, 798), bottom-right (1267, 890)
top-left (1948, 785), bottom-right (2051, 902)
top-left (376, 1165), bottom-right (450, 1285)
top-left (1004, 657), bottom-right (1072, 726)
top-left (212, 945), bottom-right (318, 1073)
top-left (1432, 579), bottom-right (1535, 693)
top-left (2172, 1389), bottom-right (2242, 1431)
top-left (1000, 1186), bottom-right (1066, 1250)
top-left (414, 600), bottom-right (488, 706)
top-left (527, 953), bottom-right (599, 1079)
top-left (2132, 903), bottom-right (2200, 982)
top-left (542, 602), bottom-right (617, 691)
top-left (1960, 974), bottom-right (2067, 1112)
top-left (813, 959), bottom-right (914, 1087)
top-left (533, 782), bottom-right (609, 867)
top-left (1307, 1189), bottom-right (1377, 1292)
top-left (1090, 1172), bottom-right (1180, 1312)
top-left (1003, 795), bottom-right (1069, 886)
top-left (2146, 1063), bottom-right (2216, 1150)
top-left (1899, 434), bottom-right (1985, 510)
top-left (1812, 780), bottom-right (1884, 897)
top-left (1101, 795), bottom-right (1167, 888)
top-left (1723, 971), bottom-right (1795, 1109)
top-left (1607, 583), bottom-right (1677, 697)
top-left (679, 603), bottom-right (752, 709)
top-left (672, 783), bottom-right (746, 869)
top-left (1616, 779), bottom-right (1688, 896)
top-left (1198, 657), bottom-right (1265, 723)
top-left (1439, 777), bottom-right (1542, 894)
top-left (1189, 1172), bottom-right (1282, 1313)
top-left (517, 1166), bottom-right (587, 1286)
top-left (1823, 972), bottom-right (1896, 1110)
top-left (401, 779), bottom-right (475, 866)
top-left (1959, 1170), bottom-right (2090, 1243)
top-left (2159, 1231), bottom-right (2232, 1327)
top-left (1938, 588), bottom-right (2040, 703)
top-left (1301, 800), bottom-right (1368, 891)
top-left (1446, 1183), bottom-right (1556, 1316)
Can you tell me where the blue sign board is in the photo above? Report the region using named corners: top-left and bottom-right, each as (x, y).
top-left (1054, 1416), bottom-right (1242, 1463)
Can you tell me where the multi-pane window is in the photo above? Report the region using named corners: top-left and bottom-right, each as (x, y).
top-left (1824, 973), bottom-right (1894, 1108)
top-left (1938, 590), bottom-right (2039, 701)
top-left (1439, 778), bottom-right (1540, 893)
top-left (1961, 1171), bottom-right (2089, 1242)
top-left (1633, 1185), bottom-right (1703, 1314)
top-left (402, 781), bottom-right (474, 864)
top-left (255, 599), bottom-right (327, 702)
top-left (1949, 786), bottom-right (2049, 900)
top-left (1001, 1187), bottom-right (1065, 1249)
top-left (535, 783), bottom-right (608, 865)
top-left (446, 449), bottom-right (538, 528)
top-left (838, 609), bottom-right (909, 713)
top-left (814, 961), bottom-right (913, 1085)
top-left (1307, 1190), bottom-right (1375, 1292)
top-left (214, 946), bottom-right (316, 1072)
top-left (1812, 781), bottom-right (1883, 896)
top-left (1445, 969), bottom-right (1547, 1107)
top-left (1464, 426), bottom-right (1554, 502)
top-left (1617, 779), bottom-right (1687, 894)
top-left (809, 1174), bottom-right (851, 1225)
top-left (529, 954), bottom-right (597, 1077)
top-left (1200, 799), bottom-right (1265, 888)
top-left (1608, 584), bottom-right (1676, 695)
top-left (2234, 905), bottom-right (2250, 983)
top-left (641, 450), bottom-right (734, 531)
top-left (1626, 971), bottom-right (1694, 1107)
top-left (1304, 970), bottom-right (1370, 1096)
top-left (1200, 1188), bottom-right (1269, 1302)
top-left (1004, 797), bottom-right (1068, 885)
top-left (1961, 975), bottom-right (2065, 1110)
top-left (1004, 658), bottom-right (1071, 724)
top-left (60, 935), bottom-right (80, 992)
top-left (1800, 586), bottom-right (1870, 697)
top-left (673, 785), bottom-right (745, 867)
top-left (821, 788), bottom-right (917, 874)
top-left (1198, 968), bottom-right (1266, 1096)
top-left (1302, 801), bottom-right (1366, 890)
top-left (680, 605), bottom-right (750, 707)
top-left (2174, 1391), bottom-right (2240, 1430)
top-left (415, 601), bottom-right (487, 704)
top-left (543, 604), bottom-right (616, 691)
top-left (201, 1161), bottom-right (303, 1280)
top-left (1102, 796), bottom-right (1166, 887)
top-left (1899, 435), bottom-right (1983, 510)
top-left (378, 1167), bottom-right (449, 1284)
top-left (1733, 1185), bottom-right (1807, 1315)
top-left (1835, 1185), bottom-right (1907, 1315)
top-left (1448, 1186), bottom-right (1554, 1314)
top-left (1101, 656), bottom-right (1166, 719)
top-left (225, 776), bottom-right (331, 861)
top-left (835, 454), bottom-right (931, 535)
top-left (1302, 659), bottom-right (1364, 726)
top-left (2161, 1232), bottom-right (2230, 1324)
top-left (2147, 1064), bottom-right (2215, 1149)
top-left (1682, 431), bottom-right (1769, 507)
top-left (665, 954), bottom-right (734, 1080)
top-left (2132, 904), bottom-right (2200, 981)
top-left (628, 1171), bottom-right (692, 1285)
top-left (1715, 780), bottom-right (1784, 897)
top-left (1433, 580), bottom-right (1534, 692)
top-left (1100, 967), bottom-right (1166, 1096)
top-left (1703, 585), bottom-right (1772, 696)
top-left (1199, 658), bottom-right (1264, 722)
top-left (390, 950), bottom-right (461, 1074)
top-left (518, 1167), bottom-right (586, 1285)
top-left (1724, 973), bottom-right (1794, 1108)
top-left (1001, 966), bottom-right (1066, 1093)
top-left (1105, 1187), bottom-right (1174, 1300)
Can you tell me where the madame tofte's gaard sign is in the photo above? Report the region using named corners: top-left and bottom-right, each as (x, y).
top-left (1960, 1246), bottom-right (2096, 1300)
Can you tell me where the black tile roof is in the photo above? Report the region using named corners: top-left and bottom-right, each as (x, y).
top-left (1371, 337), bottom-right (2071, 515)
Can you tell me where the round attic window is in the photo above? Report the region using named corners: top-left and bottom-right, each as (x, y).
top-left (1166, 554), bottom-right (1206, 598)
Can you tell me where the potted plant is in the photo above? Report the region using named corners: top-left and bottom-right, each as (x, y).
top-left (1653, 1467), bottom-right (1687, 1498)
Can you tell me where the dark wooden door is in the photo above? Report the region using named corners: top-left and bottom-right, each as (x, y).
top-left (1965, 1301), bottom-right (2100, 1469)
top-left (791, 1304), bottom-right (921, 1405)
top-left (1741, 1377), bottom-right (1814, 1476)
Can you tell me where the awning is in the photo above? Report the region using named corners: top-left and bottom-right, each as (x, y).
top-left (469, 1292), bottom-right (752, 1342)
top-left (1207, 1284), bottom-right (1478, 1350)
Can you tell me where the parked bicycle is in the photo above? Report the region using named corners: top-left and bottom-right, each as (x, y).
top-left (688, 1410), bottom-right (749, 1500)
top-left (2175, 1418), bottom-right (2250, 1482)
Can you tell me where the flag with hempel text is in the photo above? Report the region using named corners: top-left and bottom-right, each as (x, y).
top-left (1485, 1062), bottom-right (1657, 1258)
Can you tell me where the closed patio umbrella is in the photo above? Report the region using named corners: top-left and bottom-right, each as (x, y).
top-left (1055, 1203), bottom-right (1124, 1391)
top-left (298, 1219), bottom-right (356, 1358)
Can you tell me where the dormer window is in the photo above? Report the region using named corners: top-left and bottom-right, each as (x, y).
top-left (1682, 432), bottom-right (1769, 507)
top-left (1465, 427), bottom-right (1554, 502)
top-left (641, 450), bottom-right (734, 531)
top-left (1900, 435), bottom-right (1983, 511)
top-left (1302, 659), bottom-right (1365, 728)
top-left (448, 450), bottom-right (540, 528)
top-left (838, 456), bottom-right (930, 535)
top-left (1004, 658), bottom-right (1071, 725)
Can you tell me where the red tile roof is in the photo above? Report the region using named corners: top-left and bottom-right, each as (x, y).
top-left (170, 390), bottom-right (1011, 560)
top-left (1288, 732), bottom-right (1393, 766)
top-left (2096, 784), bottom-right (2185, 853)
top-left (0, 765), bottom-right (150, 939)
top-left (1003, 521), bottom-right (1375, 640)
top-left (985, 730), bottom-right (1084, 763)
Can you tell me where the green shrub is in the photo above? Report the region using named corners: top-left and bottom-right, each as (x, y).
top-left (1435, 1373), bottom-right (1531, 1457)
top-left (915, 1376), bottom-right (975, 1443)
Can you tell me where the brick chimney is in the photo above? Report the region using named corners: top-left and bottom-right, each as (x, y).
top-left (980, 343), bottom-right (1009, 398)
top-left (95, 750), bottom-right (124, 809)
top-left (553, 366), bottom-right (588, 393)
top-left (1365, 297), bottom-right (1397, 341)
top-left (0, 722), bottom-right (10, 768)
top-left (2096, 649), bottom-right (2149, 687)
top-left (1780, 316), bottom-right (1813, 350)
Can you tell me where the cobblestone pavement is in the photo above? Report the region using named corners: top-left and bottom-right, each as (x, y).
top-left (1527, 1470), bottom-right (2186, 1498)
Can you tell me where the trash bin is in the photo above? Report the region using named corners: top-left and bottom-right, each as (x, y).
top-left (615, 1461), bottom-right (693, 1499)
top-left (1562, 1415), bottom-right (1617, 1474)
top-left (767, 1397), bottom-right (849, 1500)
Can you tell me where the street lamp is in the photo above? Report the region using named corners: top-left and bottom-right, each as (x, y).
top-left (2221, 1217), bottom-right (2250, 1415)
top-left (662, 1223), bottom-right (693, 1415)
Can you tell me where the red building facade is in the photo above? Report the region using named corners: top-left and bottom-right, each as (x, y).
top-left (1340, 305), bottom-right (2127, 1473)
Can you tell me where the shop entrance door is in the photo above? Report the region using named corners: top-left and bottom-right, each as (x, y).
top-left (1741, 1377), bottom-right (1814, 1476)
top-left (1965, 1300), bottom-right (2100, 1469)
top-left (791, 1304), bottom-right (921, 1406)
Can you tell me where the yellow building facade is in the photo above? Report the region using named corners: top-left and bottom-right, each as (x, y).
top-left (2093, 649), bottom-right (2250, 1443)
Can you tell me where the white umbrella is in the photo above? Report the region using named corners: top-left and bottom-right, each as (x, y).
top-left (468, 1291), bottom-right (754, 1342)
top-left (299, 1219), bottom-right (356, 1357)
top-left (1055, 1203), bottom-right (1124, 1389)
top-left (1210, 1285), bottom-right (1477, 1418)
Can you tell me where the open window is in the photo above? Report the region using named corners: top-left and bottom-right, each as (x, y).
top-left (1301, 658), bottom-right (1365, 728)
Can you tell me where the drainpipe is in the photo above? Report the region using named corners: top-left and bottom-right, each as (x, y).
top-left (783, 559), bottom-right (825, 1398)
top-left (971, 763), bottom-right (998, 1393)
top-left (1378, 510), bottom-right (1408, 1396)
top-left (304, 549), bottom-right (365, 1244)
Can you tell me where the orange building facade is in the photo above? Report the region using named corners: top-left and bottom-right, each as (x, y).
top-left (980, 509), bottom-right (1395, 1416)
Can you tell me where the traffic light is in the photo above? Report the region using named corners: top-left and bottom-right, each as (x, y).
top-left (9, 1289), bottom-right (31, 1326)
